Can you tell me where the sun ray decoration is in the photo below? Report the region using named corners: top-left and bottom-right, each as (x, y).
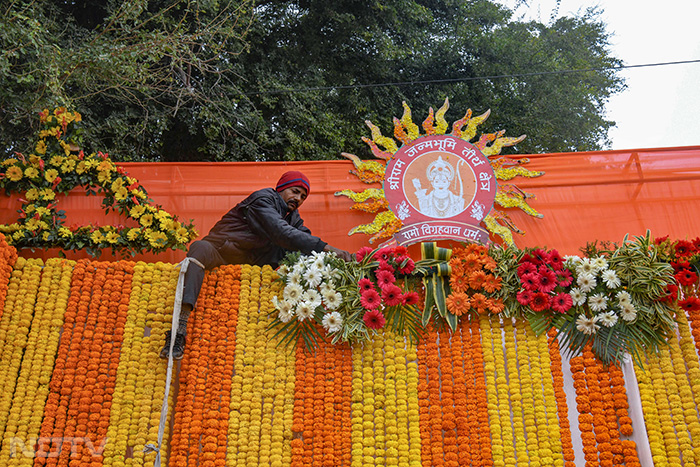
top-left (335, 99), bottom-right (544, 245)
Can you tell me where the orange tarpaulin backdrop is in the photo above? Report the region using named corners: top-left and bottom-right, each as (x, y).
top-left (2, 145), bottom-right (700, 262)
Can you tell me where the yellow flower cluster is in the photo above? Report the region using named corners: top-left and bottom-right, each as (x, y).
top-left (0, 258), bottom-right (72, 465)
top-left (102, 262), bottom-right (178, 467)
top-left (0, 108), bottom-right (197, 257)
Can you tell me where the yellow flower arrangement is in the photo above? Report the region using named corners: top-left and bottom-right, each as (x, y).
top-left (0, 108), bottom-right (197, 257)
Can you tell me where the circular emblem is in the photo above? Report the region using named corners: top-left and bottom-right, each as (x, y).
top-left (383, 135), bottom-right (496, 245)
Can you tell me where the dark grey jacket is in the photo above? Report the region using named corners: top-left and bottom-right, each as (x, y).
top-left (202, 188), bottom-right (326, 266)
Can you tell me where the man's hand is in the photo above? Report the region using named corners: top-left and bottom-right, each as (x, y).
top-left (323, 245), bottom-right (353, 262)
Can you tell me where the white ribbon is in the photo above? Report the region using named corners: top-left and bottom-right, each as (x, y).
top-left (144, 256), bottom-right (204, 466)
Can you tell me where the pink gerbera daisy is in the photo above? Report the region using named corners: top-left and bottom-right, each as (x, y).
top-left (358, 278), bottom-right (374, 293)
top-left (363, 309), bottom-right (386, 329)
top-left (375, 269), bottom-right (396, 289)
top-left (360, 289), bottom-right (381, 310)
top-left (381, 284), bottom-right (404, 307)
top-left (403, 291), bottom-right (420, 306)
top-left (551, 292), bottom-right (573, 313)
top-left (355, 246), bottom-right (374, 262)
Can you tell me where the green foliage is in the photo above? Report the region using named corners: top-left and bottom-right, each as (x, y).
top-left (2, 1), bottom-right (623, 161)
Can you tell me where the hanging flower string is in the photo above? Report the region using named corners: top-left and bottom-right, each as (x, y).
top-left (547, 329), bottom-right (576, 467)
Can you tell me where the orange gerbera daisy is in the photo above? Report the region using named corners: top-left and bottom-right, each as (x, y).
top-left (470, 293), bottom-right (489, 314)
top-left (461, 253), bottom-right (482, 272)
top-left (449, 274), bottom-right (470, 294)
top-left (482, 274), bottom-right (502, 293)
top-left (446, 292), bottom-right (471, 316)
top-left (468, 270), bottom-right (487, 290)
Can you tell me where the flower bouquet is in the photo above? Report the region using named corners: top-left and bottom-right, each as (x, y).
top-left (521, 233), bottom-right (677, 365)
top-left (269, 246), bottom-right (424, 350)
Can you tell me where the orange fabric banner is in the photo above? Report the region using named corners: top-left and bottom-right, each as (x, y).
top-left (2, 145), bottom-right (699, 262)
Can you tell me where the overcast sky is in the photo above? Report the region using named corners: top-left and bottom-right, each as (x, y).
top-left (498, 0), bottom-right (700, 151)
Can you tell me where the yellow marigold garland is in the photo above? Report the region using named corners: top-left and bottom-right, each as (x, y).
top-left (479, 315), bottom-right (504, 467)
top-left (0, 258), bottom-right (43, 441)
top-left (634, 356), bottom-right (668, 465)
top-left (0, 258), bottom-right (72, 466)
top-left (676, 310), bottom-right (700, 461)
top-left (503, 319), bottom-right (528, 467)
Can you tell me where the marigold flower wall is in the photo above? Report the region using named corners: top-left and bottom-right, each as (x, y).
top-left (2, 234), bottom-right (700, 466)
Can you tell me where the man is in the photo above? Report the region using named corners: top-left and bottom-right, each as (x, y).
top-left (160, 170), bottom-right (352, 359)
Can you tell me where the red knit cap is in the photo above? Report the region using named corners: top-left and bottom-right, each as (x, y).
top-left (275, 171), bottom-right (310, 195)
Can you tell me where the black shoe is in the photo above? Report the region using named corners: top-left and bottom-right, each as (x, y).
top-left (159, 331), bottom-right (186, 360)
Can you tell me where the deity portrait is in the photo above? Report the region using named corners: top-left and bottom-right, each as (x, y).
top-left (412, 156), bottom-right (466, 218)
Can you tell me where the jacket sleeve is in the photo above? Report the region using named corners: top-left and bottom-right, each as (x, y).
top-left (244, 194), bottom-right (327, 254)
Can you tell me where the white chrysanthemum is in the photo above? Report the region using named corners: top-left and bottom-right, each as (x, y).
top-left (323, 291), bottom-right (343, 310)
top-left (322, 311), bottom-right (343, 333)
top-left (287, 271), bottom-right (302, 286)
top-left (278, 308), bottom-right (294, 323)
top-left (564, 255), bottom-right (581, 268)
top-left (276, 298), bottom-right (293, 314)
top-left (597, 310), bottom-right (618, 327)
top-left (577, 272), bottom-right (597, 293)
top-left (320, 281), bottom-right (335, 295)
top-left (592, 256), bottom-right (609, 272)
top-left (320, 265), bottom-right (335, 280)
top-left (292, 262), bottom-right (305, 275)
top-left (302, 289), bottom-right (322, 309)
top-left (617, 291), bottom-right (632, 306)
top-left (576, 258), bottom-right (595, 276)
top-left (570, 287), bottom-right (586, 306)
top-left (283, 283), bottom-right (303, 305)
top-left (588, 293), bottom-right (608, 312)
top-left (296, 301), bottom-right (315, 321)
top-left (576, 315), bottom-right (599, 335)
top-left (277, 264), bottom-right (290, 277)
top-left (601, 269), bottom-right (621, 289)
top-left (620, 302), bottom-right (637, 322)
top-left (303, 267), bottom-right (323, 288)
top-left (312, 256), bottom-right (326, 270)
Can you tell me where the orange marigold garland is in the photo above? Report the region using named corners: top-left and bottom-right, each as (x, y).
top-left (0, 233), bottom-right (18, 323)
top-left (608, 363), bottom-right (641, 466)
top-left (416, 324), bottom-right (437, 466)
top-left (547, 329), bottom-right (576, 467)
top-left (570, 353), bottom-right (597, 467)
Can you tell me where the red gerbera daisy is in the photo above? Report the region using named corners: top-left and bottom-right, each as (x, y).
top-left (375, 269), bottom-right (396, 289)
top-left (520, 273), bottom-right (539, 291)
top-left (679, 297), bottom-right (700, 312)
top-left (360, 289), bottom-right (381, 310)
top-left (355, 246), bottom-right (373, 262)
top-left (556, 269), bottom-right (573, 287)
top-left (381, 284), bottom-right (404, 307)
top-left (537, 266), bottom-right (557, 293)
top-left (551, 292), bottom-right (573, 313)
top-left (517, 262), bottom-right (537, 277)
top-left (516, 290), bottom-right (533, 306)
top-left (675, 269), bottom-right (699, 287)
top-left (660, 283), bottom-right (679, 302)
top-left (363, 309), bottom-right (386, 329)
top-left (403, 291), bottom-right (420, 306)
top-left (358, 278), bottom-right (374, 293)
top-left (532, 248), bottom-right (551, 265)
top-left (674, 239), bottom-right (696, 257)
top-left (393, 245), bottom-right (408, 256)
top-left (529, 292), bottom-right (551, 312)
top-left (396, 256), bottom-right (415, 275)
top-left (549, 250), bottom-right (564, 271)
